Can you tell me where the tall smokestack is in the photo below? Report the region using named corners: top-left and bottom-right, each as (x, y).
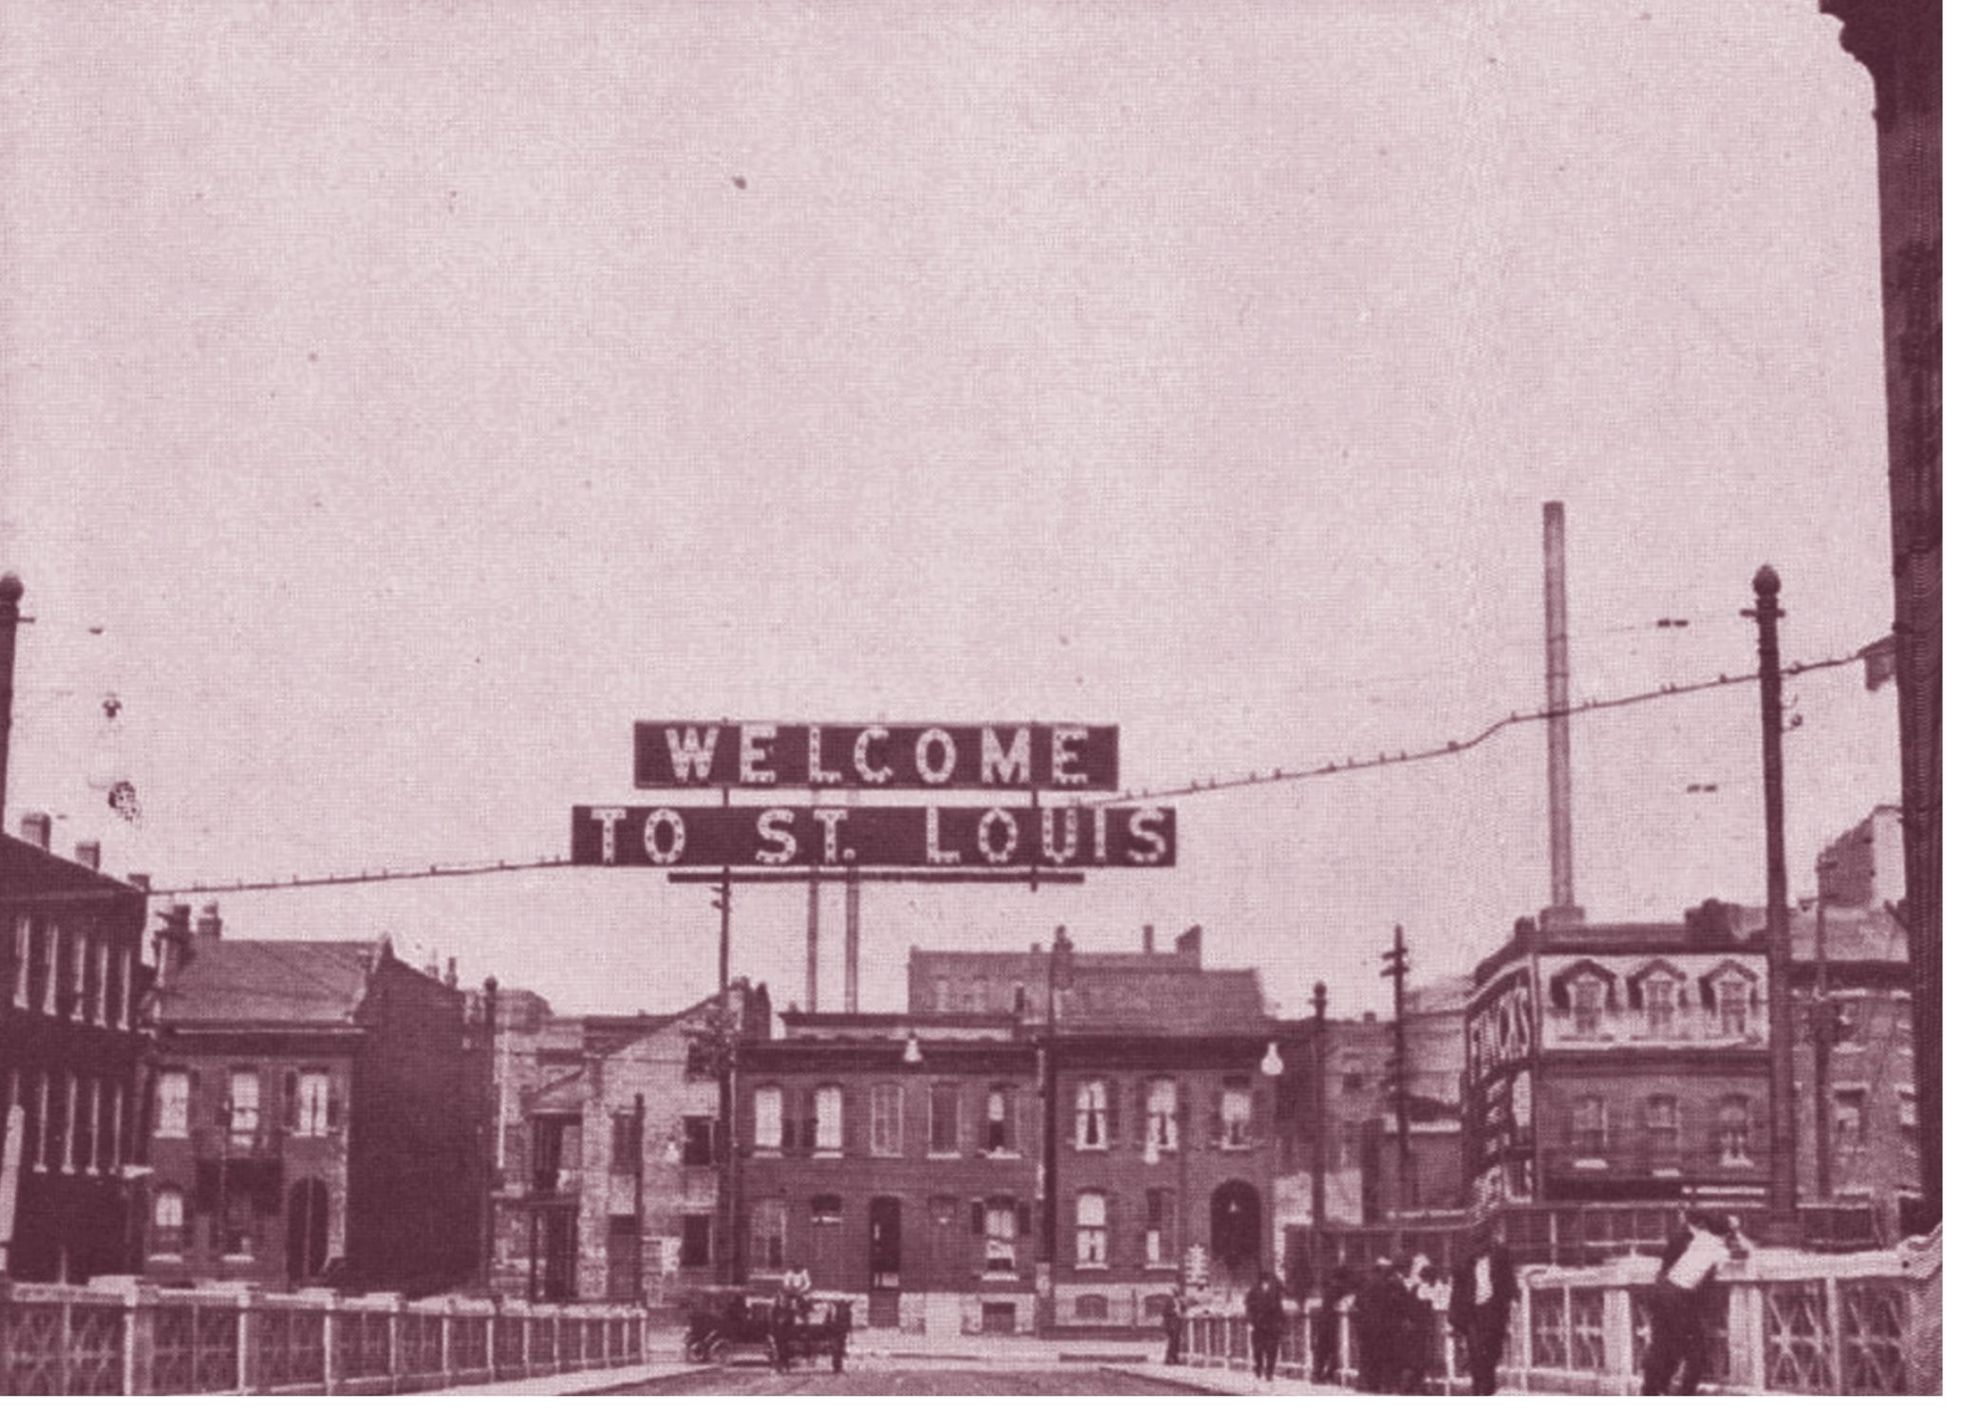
top-left (1543, 503), bottom-right (1583, 923)
top-left (843, 871), bottom-right (861, 1013)
top-left (0, 572), bottom-right (21, 829)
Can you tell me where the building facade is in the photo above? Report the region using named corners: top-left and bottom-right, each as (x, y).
top-left (736, 1011), bottom-right (1041, 1335)
top-left (488, 984), bottom-right (761, 1306)
top-left (143, 909), bottom-right (483, 1293)
top-left (0, 814), bottom-right (150, 1282)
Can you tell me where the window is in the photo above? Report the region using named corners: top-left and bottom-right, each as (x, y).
top-left (985, 1086), bottom-right (1016, 1154)
top-left (29, 921), bottom-right (52, 1014)
top-left (680, 1214), bottom-right (711, 1269)
top-left (102, 1083), bottom-right (123, 1173)
top-left (1341, 1068), bottom-right (1364, 1094)
top-left (753, 1085), bottom-right (783, 1152)
top-left (1075, 1080), bottom-right (1109, 1149)
top-left (222, 1186), bottom-right (254, 1257)
top-left (1075, 1191), bottom-right (1108, 1267)
top-left (1075, 1294), bottom-right (1110, 1322)
top-left (749, 1198), bottom-right (787, 1272)
top-left (1146, 1079), bottom-right (1179, 1151)
top-left (611, 1111), bottom-right (640, 1174)
top-left (228, 1071), bottom-right (260, 1146)
top-left (814, 1085), bottom-right (842, 1153)
top-left (1718, 1096), bottom-right (1751, 1166)
top-left (1643, 977), bottom-right (1677, 1035)
top-left (29, 1072), bottom-right (48, 1171)
top-left (811, 1194), bottom-right (844, 1225)
top-left (294, 1071), bottom-right (331, 1136)
top-left (1833, 1088), bottom-right (1868, 1149)
top-left (1898, 1088), bottom-right (1918, 1153)
top-left (1571, 978), bottom-right (1604, 1037)
top-left (984, 1197), bottom-right (1018, 1273)
top-left (684, 1039), bottom-right (713, 1081)
top-left (54, 925), bottom-right (76, 1016)
top-left (1220, 1078), bottom-right (1253, 1149)
top-left (73, 1076), bottom-right (95, 1172)
top-left (81, 936), bottom-right (102, 1025)
top-left (870, 1083), bottom-right (903, 1157)
top-left (43, 1071), bottom-right (68, 1172)
top-left (105, 945), bottom-right (126, 1033)
top-left (1645, 1094), bottom-right (1679, 1162)
top-left (929, 1083), bottom-right (960, 1155)
top-left (156, 1070), bottom-right (191, 1137)
top-left (1573, 1097), bottom-right (1608, 1158)
top-left (1716, 979), bottom-right (1750, 1037)
top-left (933, 979), bottom-right (950, 1012)
top-left (682, 1115), bottom-right (714, 1167)
top-left (152, 1187), bottom-right (187, 1255)
top-left (8, 917), bottom-right (26, 1007)
top-left (1144, 1187), bottom-right (1174, 1265)
top-left (1012, 985), bottom-right (1027, 1015)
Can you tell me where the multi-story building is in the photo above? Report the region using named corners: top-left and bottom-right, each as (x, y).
top-left (143, 905), bottom-right (484, 1292)
top-left (488, 983), bottom-right (763, 1306)
top-left (0, 813), bottom-right (150, 1282)
top-left (1794, 806), bottom-right (1919, 1242)
top-left (735, 1009), bottom-right (1041, 1335)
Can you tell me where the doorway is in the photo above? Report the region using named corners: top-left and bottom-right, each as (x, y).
top-left (868, 1196), bottom-right (902, 1327)
top-left (285, 1178), bottom-right (330, 1285)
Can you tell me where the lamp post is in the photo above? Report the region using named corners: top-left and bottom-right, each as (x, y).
top-left (1809, 861), bottom-right (1839, 1209)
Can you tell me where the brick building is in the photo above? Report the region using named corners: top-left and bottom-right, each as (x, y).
top-left (1793, 807), bottom-right (1919, 1242)
top-left (488, 983), bottom-right (763, 1306)
top-left (735, 1010), bottom-right (1040, 1335)
top-left (0, 814), bottom-right (150, 1282)
top-left (143, 907), bottom-right (484, 1293)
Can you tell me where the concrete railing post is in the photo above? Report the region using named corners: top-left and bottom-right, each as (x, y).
top-left (1603, 1286), bottom-right (1633, 1387)
top-left (1739, 1283), bottom-right (1767, 1391)
top-left (125, 1285), bottom-right (156, 1396)
top-left (1822, 1276), bottom-right (1844, 1394)
top-left (235, 1289), bottom-right (256, 1393)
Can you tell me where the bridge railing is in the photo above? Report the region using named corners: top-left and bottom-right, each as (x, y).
top-left (0, 1279), bottom-right (647, 1396)
top-left (1179, 1227), bottom-right (1940, 1396)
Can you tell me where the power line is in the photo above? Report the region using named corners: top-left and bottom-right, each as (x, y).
top-left (5, 646), bottom-right (1873, 905)
top-left (1093, 647), bottom-right (1868, 807)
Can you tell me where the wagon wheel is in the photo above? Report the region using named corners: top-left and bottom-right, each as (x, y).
top-left (708, 1334), bottom-right (732, 1366)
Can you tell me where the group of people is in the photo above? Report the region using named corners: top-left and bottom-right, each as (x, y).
top-left (1163, 1208), bottom-right (1748, 1394)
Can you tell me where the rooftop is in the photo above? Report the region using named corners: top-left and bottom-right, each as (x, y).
top-left (155, 939), bottom-right (388, 1028)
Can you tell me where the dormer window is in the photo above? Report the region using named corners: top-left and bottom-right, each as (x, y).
top-left (1571, 977), bottom-right (1604, 1036)
top-left (1716, 978), bottom-right (1749, 1036)
top-left (1642, 978), bottom-right (1676, 1035)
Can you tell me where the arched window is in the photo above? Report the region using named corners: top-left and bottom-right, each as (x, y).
top-left (1075, 1081), bottom-right (1109, 1149)
top-left (1646, 1094), bottom-right (1680, 1159)
top-left (1074, 1192), bottom-right (1108, 1267)
top-left (753, 1085), bottom-right (782, 1151)
top-left (813, 1084), bottom-right (843, 1153)
top-left (1146, 1078), bottom-right (1179, 1151)
top-left (152, 1186), bottom-right (186, 1255)
top-left (1717, 1096), bottom-right (1751, 1166)
top-left (1572, 1096), bottom-right (1608, 1157)
top-left (1074, 1294), bottom-right (1110, 1321)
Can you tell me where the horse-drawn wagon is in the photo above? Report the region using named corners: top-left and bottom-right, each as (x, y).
top-left (680, 1287), bottom-right (850, 1372)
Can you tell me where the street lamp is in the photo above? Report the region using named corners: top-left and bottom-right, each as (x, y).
top-left (1260, 1042), bottom-right (1285, 1078)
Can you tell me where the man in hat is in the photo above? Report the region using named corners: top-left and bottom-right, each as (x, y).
top-left (1642, 1211), bottom-right (1749, 1395)
top-left (1353, 1256), bottom-right (1399, 1392)
top-left (1450, 1225), bottom-right (1519, 1396)
top-left (1245, 1270), bottom-right (1287, 1382)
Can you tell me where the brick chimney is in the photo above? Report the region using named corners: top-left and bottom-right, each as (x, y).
top-left (1142, 923), bottom-right (1156, 954)
top-left (20, 810), bottom-right (50, 850)
top-left (196, 901), bottom-right (222, 944)
top-left (75, 839), bottom-right (101, 871)
top-left (1175, 925), bottom-right (1202, 963)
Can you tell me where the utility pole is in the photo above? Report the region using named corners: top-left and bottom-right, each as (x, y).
top-left (1309, 981), bottom-right (1328, 1287)
top-left (480, 976), bottom-right (500, 1294)
top-left (1810, 861), bottom-right (1839, 1207)
top-left (1381, 928), bottom-right (1415, 1215)
top-left (1749, 566), bottom-right (1801, 1246)
top-left (711, 866), bottom-right (736, 1285)
top-left (632, 1091), bottom-right (647, 1304)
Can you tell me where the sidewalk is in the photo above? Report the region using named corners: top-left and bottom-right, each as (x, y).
top-left (1110, 1363), bottom-right (1362, 1397)
top-left (419, 1362), bottom-right (707, 1396)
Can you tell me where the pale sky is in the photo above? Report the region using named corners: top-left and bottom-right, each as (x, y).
top-left (1, 1), bottom-right (1899, 1021)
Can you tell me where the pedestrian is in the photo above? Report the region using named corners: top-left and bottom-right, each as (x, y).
top-left (1450, 1225), bottom-right (1519, 1396)
top-left (1162, 1286), bottom-right (1186, 1366)
top-left (1245, 1270), bottom-right (1286, 1382)
top-left (1642, 1211), bottom-right (1749, 1395)
top-left (1311, 1266), bottom-right (1355, 1384)
top-left (1385, 1253), bottom-right (1431, 1394)
top-left (1354, 1256), bottom-right (1398, 1392)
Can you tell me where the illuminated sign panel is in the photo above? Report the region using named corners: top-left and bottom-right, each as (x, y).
top-left (571, 804), bottom-right (1174, 870)
top-left (632, 722), bottom-right (1119, 791)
